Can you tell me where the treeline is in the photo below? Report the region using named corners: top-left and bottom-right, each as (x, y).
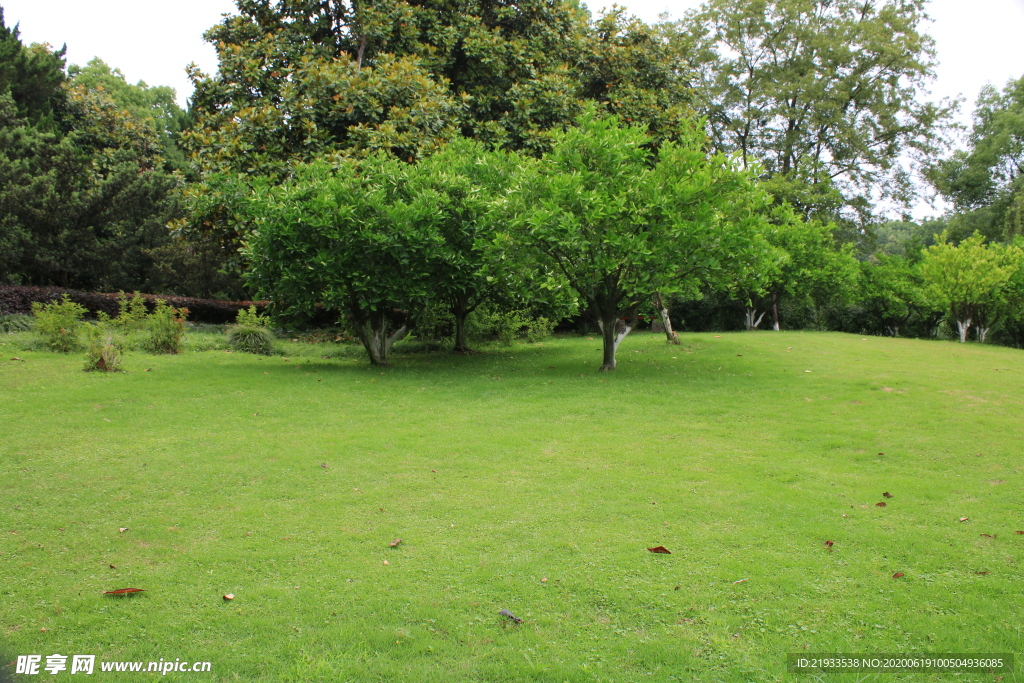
top-left (2, 0), bottom-right (1024, 361)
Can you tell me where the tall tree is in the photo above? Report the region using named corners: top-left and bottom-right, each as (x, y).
top-left (929, 74), bottom-right (1024, 242)
top-left (674, 0), bottom-right (951, 221)
top-left (506, 108), bottom-right (770, 370)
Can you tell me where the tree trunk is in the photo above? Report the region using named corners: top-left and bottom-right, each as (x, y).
top-left (354, 313), bottom-right (408, 365)
top-left (977, 325), bottom-right (990, 344)
top-left (771, 290), bottom-right (780, 331)
top-left (652, 292), bottom-right (679, 344)
top-left (885, 325), bottom-right (899, 337)
top-left (744, 307), bottom-right (766, 331)
top-left (451, 295), bottom-right (472, 354)
top-left (956, 317), bottom-right (971, 343)
top-left (595, 306), bottom-right (640, 372)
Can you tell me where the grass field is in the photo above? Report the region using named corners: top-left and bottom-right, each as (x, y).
top-left (1, 330), bottom-right (1022, 682)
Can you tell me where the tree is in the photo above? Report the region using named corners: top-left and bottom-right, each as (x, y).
top-left (674, 0), bottom-right (951, 221)
top-left (0, 7), bottom-right (65, 126)
top-left (919, 232), bottom-right (1021, 343)
top-left (68, 58), bottom-right (190, 171)
top-left (929, 74), bottom-right (1024, 242)
top-left (407, 138), bottom-right (538, 353)
top-left (858, 254), bottom-right (927, 337)
top-left (506, 109), bottom-right (770, 370)
top-left (245, 153), bottom-right (450, 365)
top-left (741, 218), bottom-right (859, 330)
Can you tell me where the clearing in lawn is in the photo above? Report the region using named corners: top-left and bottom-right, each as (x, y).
top-left (1, 331), bottom-right (1022, 681)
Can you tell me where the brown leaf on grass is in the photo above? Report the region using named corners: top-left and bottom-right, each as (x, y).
top-left (10, 357), bottom-right (21, 361)
top-left (389, 539), bottom-right (402, 547)
top-left (223, 593), bottom-right (235, 600)
top-left (647, 546), bottom-right (672, 554)
top-left (118, 527), bottom-right (128, 533)
top-left (959, 517), bottom-right (969, 522)
top-left (980, 533), bottom-right (995, 538)
top-left (109, 564), bottom-right (116, 569)
top-left (824, 540), bottom-right (834, 552)
top-left (892, 572), bottom-right (904, 579)
top-left (882, 492), bottom-right (893, 498)
top-left (877, 452), bottom-right (884, 455)
top-left (975, 571), bottom-right (990, 575)
top-left (1015, 531), bottom-right (1024, 535)
top-left (103, 588), bottom-right (146, 595)
top-left (875, 502), bottom-right (886, 507)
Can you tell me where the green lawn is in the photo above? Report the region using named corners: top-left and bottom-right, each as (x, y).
top-left (1, 331), bottom-right (1022, 682)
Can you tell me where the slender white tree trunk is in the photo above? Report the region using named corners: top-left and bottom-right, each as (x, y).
top-left (652, 292), bottom-right (680, 344)
top-left (744, 307), bottom-right (766, 331)
top-left (956, 317), bottom-right (971, 343)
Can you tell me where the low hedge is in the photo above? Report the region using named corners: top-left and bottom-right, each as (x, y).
top-left (0, 286), bottom-right (269, 325)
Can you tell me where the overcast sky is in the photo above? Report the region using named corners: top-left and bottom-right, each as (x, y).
top-left (4, 0), bottom-right (1024, 215)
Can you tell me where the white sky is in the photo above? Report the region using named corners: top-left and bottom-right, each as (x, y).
top-left (4, 0), bottom-right (1024, 216)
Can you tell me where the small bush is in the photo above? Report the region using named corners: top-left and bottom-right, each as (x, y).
top-left (143, 300), bottom-right (188, 354)
top-left (113, 292), bottom-right (150, 332)
top-left (83, 323), bottom-right (124, 372)
top-left (524, 316), bottom-right (556, 343)
top-left (236, 305), bottom-right (272, 328)
top-left (31, 296), bottom-right (87, 352)
top-left (0, 314), bottom-right (32, 333)
top-left (228, 325), bottom-right (274, 355)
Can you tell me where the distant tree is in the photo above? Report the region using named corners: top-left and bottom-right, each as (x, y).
top-left (68, 58), bottom-right (190, 171)
top-left (506, 109), bottom-right (770, 370)
top-left (920, 232), bottom-right (1022, 343)
top-left (0, 9), bottom-right (183, 291)
top-left (858, 254), bottom-right (927, 337)
top-left (929, 74), bottom-right (1024, 242)
top-left (674, 0), bottom-right (952, 222)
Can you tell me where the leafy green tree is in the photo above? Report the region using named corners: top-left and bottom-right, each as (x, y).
top-left (920, 232), bottom-right (1022, 343)
top-left (244, 153), bottom-right (449, 365)
top-left (858, 254), bottom-right (927, 337)
top-left (929, 74), bottom-right (1024, 242)
top-left (674, 0), bottom-right (951, 221)
top-left (0, 7), bottom-right (65, 126)
top-left (756, 219), bottom-right (860, 330)
top-left (68, 58), bottom-right (190, 171)
top-left (506, 109), bottom-right (770, 370)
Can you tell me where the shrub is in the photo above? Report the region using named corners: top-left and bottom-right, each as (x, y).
top-left (0, 314), bottom-right (32, 333)
top-left (524, 316), bottom-right (556, 343)
top-left (143, 300), bottom-right (188, 354)
top-left (31, 296), bottom-right (87, 352)
top-left (83, 323), bottom-right (124, 372)
top-left (228, 325), bottom-right (274, 355)
top-left (113, 292), bottom-right (150, 332)
top-left (235, 305), bottom-right (272, 328)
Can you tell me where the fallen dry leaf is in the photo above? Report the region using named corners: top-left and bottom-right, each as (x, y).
top-left (10, 357), bottom-right (21, 361)
top-left (109, 564), bottom-right (116, 569)
top-left (980, 533), bottom-right (995, 538)
top-left (144, 368), bottom-right (151, 372)
top-left (975, 571), bottom-right (989, 575)
top-left (875, 502), bottom-right (886, 507)
top-left (959, 517), bottom-right (969, 522)
top-left (389, 539), bottom-right (402, 547)
top-left (103, 588), bottom-right (146, 595)
top-left (540, 577), bottom-right (548, 583)
top-left (1015, 531), bottom-right (1024, 535)
top-left (382, 560), bottom-right (389, 565)
top-left (223, 593), bottom-right (235, 600)
top-left (647, 546), bottom-right (672, 554)
top-left (892, 572), bottom-right (904, 579)
top-left (882, 492), bottom-right (893, 498)
top-left (118, 527), bottom-right (128, 533)
top-left (824, 540), bottom-right (834, 552)
top-left (732, 578), bottom-right (749, 584)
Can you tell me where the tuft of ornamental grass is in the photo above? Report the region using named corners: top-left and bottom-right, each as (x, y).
top-left (1, 331), bottom-right (1022, 682)
top-left (228, 324), bottom-right (275, 355)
